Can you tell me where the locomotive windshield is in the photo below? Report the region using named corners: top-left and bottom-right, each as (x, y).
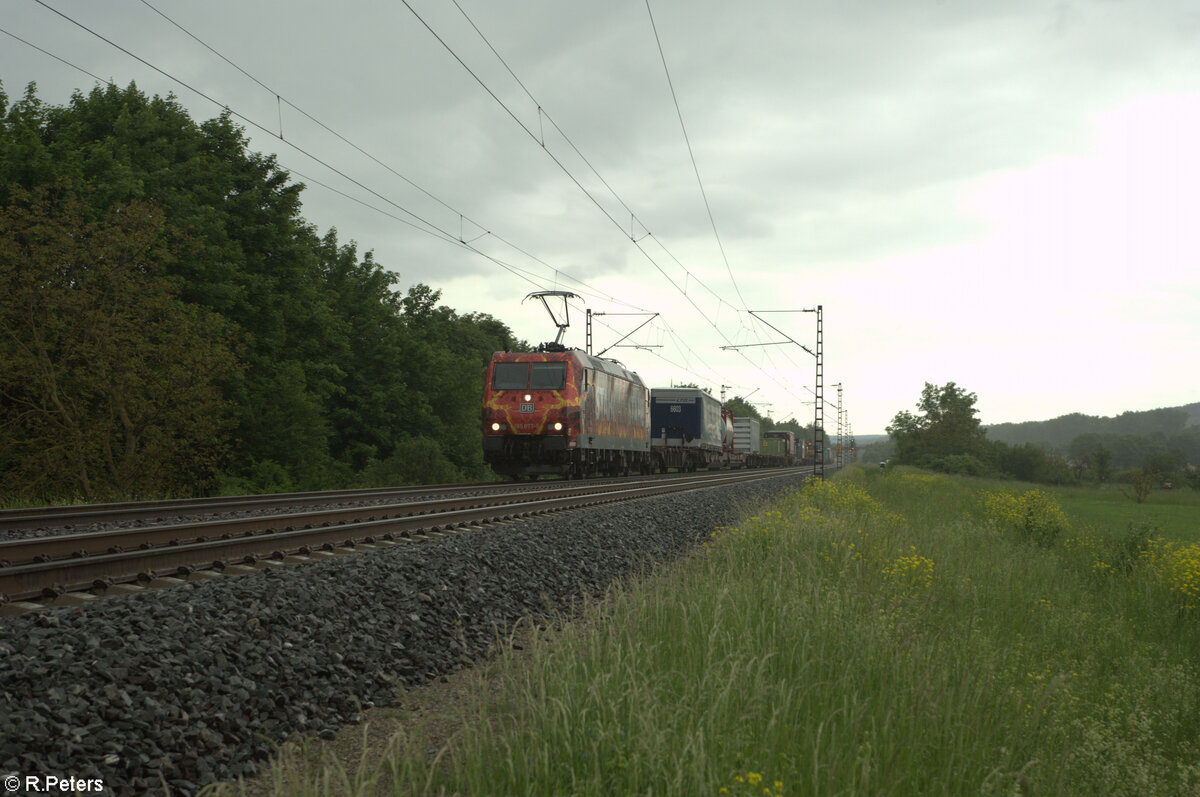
top-left (530, 363), bottom-right (566, 390)
top-left (492, 363), bottom-right (529, 390)
top-left (491, 361), bottom-right (567, 390)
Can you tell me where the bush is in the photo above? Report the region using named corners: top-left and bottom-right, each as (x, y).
top-left (357, 435), bottom-right (462, 486)
top-left (1114, 522), bottom-right (1157, 574)
top-left (1122, 469), bottom-right (1156, 504)
top-left (1033, 451), bottom-right (1076, 485)
top-left (983, 488), bottom-right (1072, 547)
top-left (214, 458), bottom-right (295, 496)
top-left (918, 454), bottom-right (990, 477)
top-left (993, 441), bottom-right (1043, 481)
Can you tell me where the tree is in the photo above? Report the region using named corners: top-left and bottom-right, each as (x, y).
top-left (672, 382), bottom-right (722, 396)
top-left (1093, 443), bottom-right (1113, 483)
top-left (0, 185), bottom-right (239, 499)
top-left (1144, 450), bottom-right (1185, 482)
top-left (887, 382), bottom-right (989, 468)
top-left (1168, 426), bottom-right (1200, 467)
top-left (1125, 470), bottom-right (1155, 504)
top-left (724, 396), bottom-right (766, 425)
top-left (317, 230), bottom-right (409, 471)
top-left (391, 284), bottom-right (521, 479)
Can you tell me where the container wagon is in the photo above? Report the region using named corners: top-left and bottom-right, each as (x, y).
top-left (731, 416), bottom-right (765, 467)
top-left (649, 387), bottom-right (727, 472)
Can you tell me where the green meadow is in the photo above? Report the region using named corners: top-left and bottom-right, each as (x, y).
top-left (225, 466), bottom-right (1200, 796)
top-left (1052, 482), bottom-right (1200, 544)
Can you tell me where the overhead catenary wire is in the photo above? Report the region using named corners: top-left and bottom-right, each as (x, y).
top-left (644, 0), bottom-right (749, 312)
top-left (447, 0), bottom-right (648, 240)
top-left (416, 1), bottom-right (743, 330)
top-left (0, 25), bottom-right (109, 85)
top-left (430, 1), bottom-right (813, 408)
top-left (448, 0), bottom-right (789, 370)
top-left (641, 0), bottom-right (817, 383)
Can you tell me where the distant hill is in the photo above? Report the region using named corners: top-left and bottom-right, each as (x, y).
top-left (985, 402), bottom-right (1200, 450)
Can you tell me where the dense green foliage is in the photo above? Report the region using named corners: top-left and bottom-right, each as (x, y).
top-left (989, 404), bottom-right (1199, 448)
top-left (887, 383), bottom-right (1198, 489)
top-left (0, 187), bottom-right (239, 498)
top-left (0, 81), bottom-right (521, 501)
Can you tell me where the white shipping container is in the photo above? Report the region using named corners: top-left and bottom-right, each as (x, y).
top-left (732, 417), bottom-right (761, 454)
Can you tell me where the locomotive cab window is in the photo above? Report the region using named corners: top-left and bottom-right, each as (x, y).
top-left (530, 363), bottom-right (566, 390)
top-left (492, 363), bottom-right (529, 390)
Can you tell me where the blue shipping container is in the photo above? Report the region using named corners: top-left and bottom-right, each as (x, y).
top-left (650, 388), bottom-right (725, 452)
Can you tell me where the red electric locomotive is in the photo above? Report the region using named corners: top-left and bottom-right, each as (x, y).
top-left (482, 345), bottom-right (652, 479)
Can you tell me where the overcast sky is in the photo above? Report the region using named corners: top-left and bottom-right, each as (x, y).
top-left (3, 0), bottom-right (1199, 435)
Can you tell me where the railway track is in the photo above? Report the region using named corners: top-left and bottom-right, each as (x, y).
top-left (0, 468), bottom-right (810, 610)
top-left (0, 480), bottom-right (578, 535)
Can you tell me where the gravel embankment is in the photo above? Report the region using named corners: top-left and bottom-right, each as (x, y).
top-left (0, 475), bottom-right (803, 795)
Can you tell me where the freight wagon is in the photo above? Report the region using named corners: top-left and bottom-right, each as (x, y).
top-left (765, 430), bottom-right (795, 456)
top-left (731, 416), bottom-right (769, 468)
top-left (758, 429), bottom-right (797, 466)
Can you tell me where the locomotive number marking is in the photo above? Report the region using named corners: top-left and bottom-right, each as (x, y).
top-left (669, 405), bottom-right (682, 413)
top-left (519, 402), bottom-right (535, 413)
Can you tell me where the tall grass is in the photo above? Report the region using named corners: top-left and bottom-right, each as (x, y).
top-left (239, 466), bottom-right (1200, 795)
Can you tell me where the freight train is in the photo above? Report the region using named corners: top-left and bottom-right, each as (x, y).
top-left (482, 346), bottom-right (810, 479)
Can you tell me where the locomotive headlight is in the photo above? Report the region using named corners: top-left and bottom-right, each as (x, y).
top-left (524, 394), bottom-right (532, 401)
top-left (491, 422), bottom-right (501, 431)
top-left (553, 422), bottom-right (563, 431)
